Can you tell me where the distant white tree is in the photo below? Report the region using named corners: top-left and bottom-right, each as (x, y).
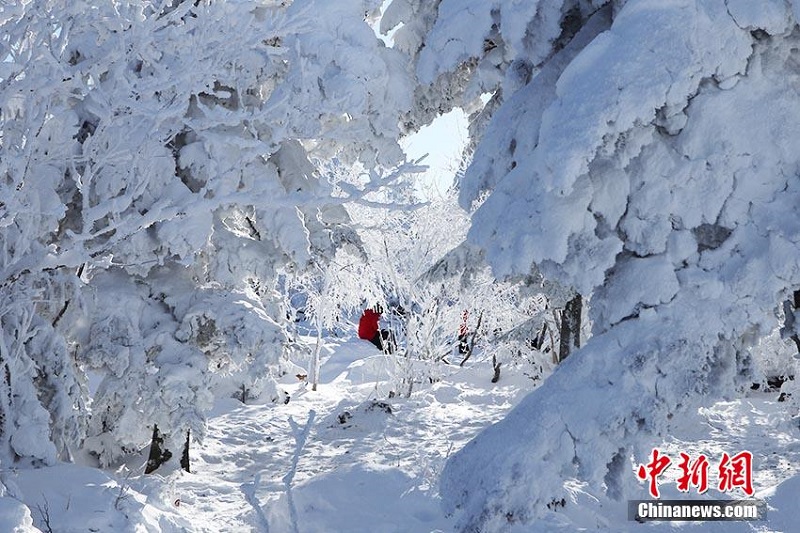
top-left (346, 188), bottom-right (550, 396)
top-left (292, 253), bottom-right (369, 391)
top-left (424, 240), bottom-right (559, 384)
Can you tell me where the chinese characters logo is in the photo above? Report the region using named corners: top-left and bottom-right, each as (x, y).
top-left (636, 448), bottom-right (754, 498)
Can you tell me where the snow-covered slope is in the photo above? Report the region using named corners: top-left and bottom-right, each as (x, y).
top-left (0, 335), bottom-right (536, 532)
top-left (2, 332), bottom-right (799, 532)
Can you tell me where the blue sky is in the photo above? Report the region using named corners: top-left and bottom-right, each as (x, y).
top-left (400, 108), bottom-right (469, 198)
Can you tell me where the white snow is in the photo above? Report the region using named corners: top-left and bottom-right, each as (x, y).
top-left (2, 331), bottom-right (799, 531)
top-left (4, 0), bottom-right (800, 531)
top-left (436, 0), bottom-right (800, 525)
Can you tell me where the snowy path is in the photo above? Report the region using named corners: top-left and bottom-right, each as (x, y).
top-left (168, 338), bottom-right (531, 533)
top-left (156, 337), bottom-right (800, 533)
top-left (8, 337), bottom-right (800, 532)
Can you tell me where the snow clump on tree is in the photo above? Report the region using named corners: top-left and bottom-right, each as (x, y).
top-left (384, 0), bottom-right (800, 529)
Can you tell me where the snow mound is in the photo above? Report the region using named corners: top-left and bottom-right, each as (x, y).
top-left (11, 463), bottom-right (188, 532)
top-left (0, 498), bottom-right (38, 533)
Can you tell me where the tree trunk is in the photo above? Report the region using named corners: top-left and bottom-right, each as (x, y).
top-left (785, 290), bottom-right (800, 354)
top-left (0, 358), bottom-right (11, 461)
top-left (310, 318), bottom-right (322, 392)
top-left (531, 322), bottom-right (548, 350)
top-left (180, 429), bottom-right (190, 473)
top-left (491, 354), bottom-right (501, 383)
top-left (558, 294), bottom-right (582, 363)
top-left (459, 310), bottom-right (484, 367)
top-left (145, 424), bottom-right (172, 474)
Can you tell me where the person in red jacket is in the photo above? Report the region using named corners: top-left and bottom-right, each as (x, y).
top-left (358, 307), bottom-right (380, 341)
top-left (358, 305), bottom-right (394, 353)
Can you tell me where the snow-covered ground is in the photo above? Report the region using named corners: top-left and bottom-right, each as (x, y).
top-left (3, 332), bottom-right (799, 532)
top-left (2, 335), bottom-right (531, 533)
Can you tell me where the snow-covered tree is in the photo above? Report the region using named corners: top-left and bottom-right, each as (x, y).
top-left (1, 0), bottom-right (413, 470)
top-left (288, 239), bottom-right (373, 392)
top-left (386, 0), bottom-right (800, 529)
top-left (345, 187), bottom-right (550, 395)
top-left (425, 239), bottom-right (563, 382)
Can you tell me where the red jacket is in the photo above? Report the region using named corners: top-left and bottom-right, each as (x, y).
top-left (358, 309), bottom-right (380, 340)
